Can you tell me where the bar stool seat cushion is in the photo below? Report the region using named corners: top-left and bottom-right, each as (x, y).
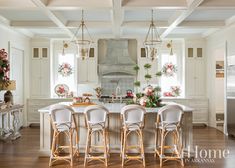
top-left (88, 121), bottom-right (105, 131)
top-left (156, 122), bottom-right (178, 131)
top-left (124, 122), bottom-right (143, 131)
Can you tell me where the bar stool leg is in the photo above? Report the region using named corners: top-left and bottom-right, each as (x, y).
top-left (122, 129), bottom-right (127, 167)
top-left (120, 128), bottom-right (123, 157)
top-left (160, 129), bottom-right (165, 167)
top-left (75, 127), bottom-right (79, 157)
top-left (154, 128), bottom-right (159, 157)
top-left (69, 131), bottom-right (74, 166)
top-left (84, 129), bottom-right (91, 167)
top-left (103, 130), bottom-right (108, 167)
top-left (49, 131), bottom-right (57, 166)
top-left (139, 129), bottom-right (145, 167)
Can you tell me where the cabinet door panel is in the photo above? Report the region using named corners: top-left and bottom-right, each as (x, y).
top-left (78, 59), bottom-right (88, 83)
top-left (186, 59), bottom-right (195, 97)
top-left (87, 59), bottom-right (98, 83)
top-left (195, 59), bottom-right (205, 97)
top-left (31, 60), bottom-right (41, 97)
top-left (40, 59), bottom-right (50, 97)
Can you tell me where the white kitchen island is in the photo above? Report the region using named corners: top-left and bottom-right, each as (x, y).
top-left (38, 102), bottom-right (194, 156)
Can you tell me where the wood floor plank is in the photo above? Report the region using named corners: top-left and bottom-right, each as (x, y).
top-left (0, 127), bottom-right (235, 168)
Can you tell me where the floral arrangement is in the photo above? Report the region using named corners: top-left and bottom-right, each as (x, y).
top-left (135, 85), bottom-right (162, 108)
top-left (58, 63), bottom-right (73, 77)
top-left (171, 86), bottom-right (181, 97)
top-left (0, 49), bottom-right (10, 87)
top-left (163, 86), bottom-right (181, 97)
top-left (162, 62), bottom-right (177, 77)
top-left (94, 87), bottom-right (102, 98)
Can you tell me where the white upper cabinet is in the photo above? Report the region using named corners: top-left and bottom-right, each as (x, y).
top-left (77, 48), bottom-right (98, 84)
top-left (31, 44), bottom-right (50, 98)
top-left (185, 40), bottom-right (206, 98)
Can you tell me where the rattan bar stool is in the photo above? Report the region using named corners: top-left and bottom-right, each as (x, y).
top-left (49, 104), bottom-right (79, 167)
top-left (120, 105), bottom-right (146, 167)
top-left (84, 105), bottom-right (109, 167)
top-left (155, 104), bottom-right (184, 167)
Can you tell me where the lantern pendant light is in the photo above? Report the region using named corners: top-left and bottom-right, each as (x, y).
top-left (144, 10), bottom-right (162, 61)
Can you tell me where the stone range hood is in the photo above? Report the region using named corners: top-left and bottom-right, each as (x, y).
top-left (99, 39), bottom-right (136, 76)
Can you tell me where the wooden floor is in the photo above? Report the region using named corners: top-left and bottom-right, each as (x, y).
top-left (0, 126), bottom-right (235, 168)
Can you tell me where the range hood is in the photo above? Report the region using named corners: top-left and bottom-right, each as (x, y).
top-left (99, 40), bottom-right (136, 76)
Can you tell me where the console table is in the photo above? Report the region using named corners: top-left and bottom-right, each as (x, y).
top-left (0, 104), bottom-right (24, 141)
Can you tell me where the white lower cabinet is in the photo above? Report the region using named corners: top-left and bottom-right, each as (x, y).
top-left (27, 98), bottom-right (72, 125)
top-left (162, 98), bottom-right (209, 125)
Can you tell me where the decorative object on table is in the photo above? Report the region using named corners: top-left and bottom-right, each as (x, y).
top-left (216, 61), bottom-right (224, 78)
top-left (54, 84), bottom-right (69, 97)
top-left (1, 80), bottom-right (16, 107)
top-left (144, 63), bottom-right (152, 84)
top-left (162, 62), bottom-right (177, 77)
top-left (82, 93), bottom-right (92, 103)
top-left (171, 86), bottom-right (181, 97)
top-left (61, 10), bottom-right (94, 60)
top-left (58, 62), bottom-right (73, 77)
top-left (73, 97), bottom-right (83, 104)
top-left (0, 49), bottom-right (10, 88)
top-left (126, 89), bottom-right (134, 98)
top-left (128, 85), bottom-right (162, 107)
top-left (144, 9), bottom-right (162, 61)
top-left (94, 87), bottom-right (102, 98)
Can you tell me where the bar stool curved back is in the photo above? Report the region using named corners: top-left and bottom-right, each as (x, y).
top-left (120, 104), bottom-right (146, 167)
top-left (49, 104), bottom-right (79, 167)
top-left (155, 104), bottom-right (184, 167)
top-left (84, 105), bottom-right (109, 167)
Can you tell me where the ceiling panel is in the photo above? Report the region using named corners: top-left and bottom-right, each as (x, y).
top-left (47, 0), bottom-right (112, 8)
top-left (171, 27), bottom-right (209, 34)
top-left (0, 10), bottom-right (50, 21)
top-left (186, 9), bottom-right (235, 21)
top-left (123, 27), bottom-right (165, 35)
top-left (57, 10), bottom-right (111, 22)
top-left (70, 28), bottom-right (112, 36)
top-left (124, 10), bottom-right (177, 21)
top-left (0, 0), bottom-right (36, 8)
top-left (26, 28), bottom-right (67, 34)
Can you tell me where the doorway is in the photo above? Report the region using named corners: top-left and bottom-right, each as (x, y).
top-left (10, 47), bottom-right (24, 126)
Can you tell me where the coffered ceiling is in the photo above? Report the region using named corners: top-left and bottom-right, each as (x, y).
top-left (0, 0), bottom-right (235, 39)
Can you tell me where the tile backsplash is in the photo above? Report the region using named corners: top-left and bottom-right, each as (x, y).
top-left (101, 77), bottom-right (134, 96)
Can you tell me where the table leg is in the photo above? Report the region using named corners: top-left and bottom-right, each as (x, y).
top-left (10, 109), bottom-right (22, 140)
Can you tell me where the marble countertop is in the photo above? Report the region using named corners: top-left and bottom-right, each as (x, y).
top-left (38, 102), bottom-right (194, 114)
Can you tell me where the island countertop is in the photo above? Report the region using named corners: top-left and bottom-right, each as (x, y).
top-left (38, 102), bottom-right (194, 114)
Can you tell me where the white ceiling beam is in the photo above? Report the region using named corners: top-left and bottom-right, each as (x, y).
top-left (11, 21), bottom-right (56, 28)
top-left (31, 0), bottom-right (74, 38)
top-left (179, 21), bottom-right (225, 28)
top-left (122, 20), bottom-right (225, 29)
top-left (122, 0), bottom-right (187, 9)
top-left (202, 28), bottom-right (219, 37)
top-left (160, 0), bottom-right (204, 38)
top-left (0, 15), bottom-right (34, 37)
top-left (67, 21), bottom-right (112, 29)
top-left (122, 21), bottom-right (168, 28)
top-left (111, 0), bottom-right (124, 38)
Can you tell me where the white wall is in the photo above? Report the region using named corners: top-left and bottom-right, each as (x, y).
top-left (206, 24), bottom-right (235, 129)
top-left (0, 25), bottom-right (31, 126)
